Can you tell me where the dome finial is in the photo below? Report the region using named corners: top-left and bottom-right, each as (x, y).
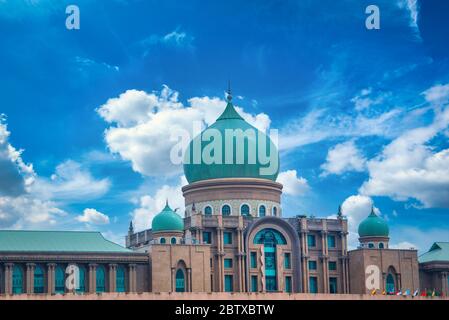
top-left (226, 80), bottom-right (232, 102)
top-left (370, 204), bottom-right (376, 216)
top-left (337, 205), bottom-right (343, 218)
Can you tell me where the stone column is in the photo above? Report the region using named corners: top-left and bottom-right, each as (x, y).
top-left (321, 231), bottom-right (329, 293)
top-left (88, 263), bottom-right (97, 293)
top-left (187, 268), bottom-right (192, 292)
top-left (108, 264), bottom-right (117, 292)
top-left (26, 263), bottom-right (35, 294)
top-left (4, 263), bottom-right (14, 295)
top-left (47, 263), bottom-right (56, 295)
top-left (128, 264), bottom-right (136, 293)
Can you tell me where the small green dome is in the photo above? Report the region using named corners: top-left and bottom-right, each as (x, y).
top-left (152, 202), bottom-right (184, 232)
top-left (358, 209), bottom-right (389, 238)
top-left (183, 96), bottom-right (279, 184)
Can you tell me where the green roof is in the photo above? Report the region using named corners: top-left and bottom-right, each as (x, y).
top-left (0, 230), bottom-right (131, 253)
top-left (419, 242), bottom-right (449, 263)
top-left (152, 202), bottom-right (184, 232)
top-left (358, 209), bottom-right (389, 238)
top-left (183, 99), bottom-right (279, 183)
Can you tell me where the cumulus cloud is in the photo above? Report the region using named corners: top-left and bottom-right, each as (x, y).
top-left (320, 140), bottom-right (366, 176)
top-left (97, 85), bottom-right (271, 178)
top-left (360, 102), bottom-right (449, 208)
top-left (131, 176), bottom-right (187, 231)
top-left (76, 208), bottom-right (110, 225)
top-left (277, 170), bottom-right (309, 196)
top-left (31, 160), bottom-right (111, 202)
top-left (422, 83), bottom-right (449, 105)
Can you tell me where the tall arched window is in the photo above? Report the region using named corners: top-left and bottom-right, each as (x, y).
top-left (116, 266), bottom-right (126, 293)
top-left (272, 207), bottom-right (277, 216)
top-left (171, 237), bottom-right (177, 244)
top-left (204, 206), bottom-right (212, 215)
top-left (33, 265), bottom-right (45, 294)
top-left (76, 267), bottom-right (86, 293)
top-left (379, 242), bottom-right (385, 249)
top-left (96, 266), bottom-right (106, 293)
top-left (160, 237), bottom-right (166, 244)
top-left (55, 266), bottom-right (65, 294)
top-left (12, 265), bottom-right (23, 294)
top-left (386, 273), bottom-right (395, 293)
top-left (222, 205), bottom-right (231, 216)
top-left (254, 228), bottom-right (287, 292)
top-left (259, 205), bottom-right (266, 217)
top-left (175, 269), bottom-right (185, 292)
top-left (241, 204), bottom-right (250, 216)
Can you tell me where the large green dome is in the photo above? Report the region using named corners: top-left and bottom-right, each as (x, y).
top-left (183, 96), bottom-right (279, 184)
top-left (358, 209), bottom-right (389, 238)
top-left (152, 202), bottom-right (184, 233)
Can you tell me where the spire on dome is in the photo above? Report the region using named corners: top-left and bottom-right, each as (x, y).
top-left (227, 80), bottom-right (232, 102)
top-left (337, 205), bottom-right (343, 218)
top-left (128, 220), bottom-right (134, 234)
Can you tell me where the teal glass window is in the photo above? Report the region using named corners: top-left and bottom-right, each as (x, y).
top-left (96, 266), bottom-right (106, 293)
top-left (116, 266), bottom-right (126, 293)
top-left (225, 275), bottom-right (233, 292)
top-left (160, 237), bottom-right (166, 244)
top-left (308, 260), bottom-right (317, 270)
top-left (379, 242), bottom-right (385, 249)
top-left (272, 207), bottom-right (277, 216)
top-left (224, 258), bottom-right (233, 269)
top-left (329, 277), bottom-right (337, 294)
top-left (386, 274), bottom-right (395, 293)
top-left (240, 204), bottom-right (250, 216)
top-left (222, 205), bottom-right (231, 216)
top-left (204, 206), bottom-right (212, 215)
top-left (55, 266), bottom-right (65, 294)
top-left (34, 265), bottom-right (45, 294)
top-left (368, 243), bottom-right (375, 248)
top-left (76, 267), bottom-right (85, 293)
top-left (307, 234), bottom-right (316, 247)
top-left (203, 231), bottom-right (211, 244)
top-left (175, 269), bottom-right (185, 292)
top-left (284, 253), bottom-right (291, 269)
top-left (251, 275), bottom-right (258, 292)
top-left (327, 235), bottom-right (336, 248)
top-left (328, 261), bottom-right (337, 271)
top-left (223, 232), bottom-right (232, 245)
top-left (259, 205), bottom-right (266, 217)
top-left (309, 277), bottom-right (318, 293)
top-left (250, 252), bottom-right (257, 268)
top-left (285, 276), bottom-right (292, 293)
top-left (171, 237), bottom-right (177, 244)
top-left (12, 265), bottom-right (23, 294)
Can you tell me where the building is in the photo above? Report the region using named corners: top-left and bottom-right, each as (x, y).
top-left (419, 242), bottom-right (449, 295)
top-left (0, 91), bottom-right (439, 296)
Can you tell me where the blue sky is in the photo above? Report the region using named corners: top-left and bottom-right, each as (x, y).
top-left (0, 0), bottom-right (449, 251)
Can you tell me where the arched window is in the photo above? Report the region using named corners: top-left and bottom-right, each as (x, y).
top-left (272, 207), bottom-right (277, 216)
top-left (116, 266), bottom-right (126, 293)
top-left (379, 242), bottom-right (385, 249)
top-left (204, 206), bottom-right (212, 215)
top-left (96, 266), bottom-right (106, 293)
top-left (55, 266), bottom-right (65, 294)
top-left (241, 204), bottom-right (250, 216)
top-left (160, 237), bottom-right (166, 244)
top-left (12, 265), bottom-right (23, 294)
top-left (368, 243), bottom-right (375, 249)
top-left (222, 205), bottom-right (231, 216)
top-left (76, 267), bottom-right (86, 293)
top-left (34, 265), bottom-right (45, 294)
top-left (175, 269), bottom-right (185, 292)
top-left (171, 237), bottom-right (177, 244)
top-left (259, 205), bottom-right (266, 217)
top-left (386, 273), bottom-right (395, 293)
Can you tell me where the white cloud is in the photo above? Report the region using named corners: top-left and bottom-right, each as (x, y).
top-left (31, 160), bottom-right (111, 202)
top-left (320, 140), bottom-right (366, 176)
top-left (277, 170), bottom-right (309, 196)
top-left (351, 88), bottom-right (391, 111)
top-left (97, 85), bottom-right (271, 178)
top-left (360, 103), bottom-right (449, 208)
top-left (76, 208), bottom-right (110, 225)
top-left (422, 83), bottom-right (449, 105)
top-left (390, 241), bottom-right (417, 250)
top-left (131, 176), bottom-right (187, 231)
top-left (398, 0), bottom-right (421, 39)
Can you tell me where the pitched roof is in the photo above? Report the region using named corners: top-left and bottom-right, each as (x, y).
top-left (419, 242), bottom-right (449, 263)
top-left (0, 230), bottom-right (131, 253)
